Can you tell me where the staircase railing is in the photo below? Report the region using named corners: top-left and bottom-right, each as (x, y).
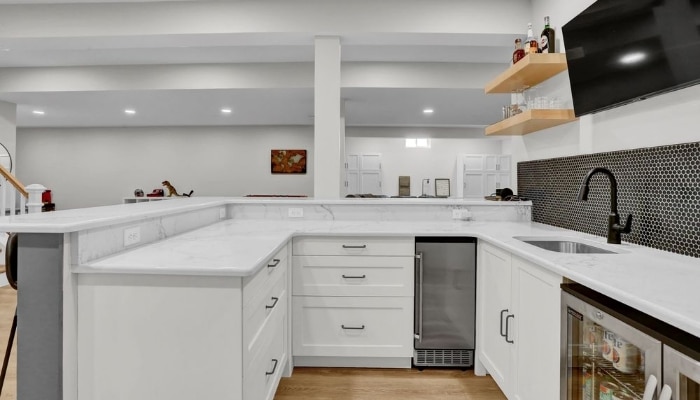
top-left (0, 165), bottom-right (45, 215)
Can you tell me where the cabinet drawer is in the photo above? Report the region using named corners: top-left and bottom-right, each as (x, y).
top-left (292, 256), bottom-right (414, 297)
top-left (244, 266), bottom-right (287, 353)
top-left (243, 244), bottom-right (288, 306)
top-left (292, 296), bottom-right (413, 358)
top-left (292, 237), bottom-right (414, 256)
top-left (245, 295), bottom-right (288, 400)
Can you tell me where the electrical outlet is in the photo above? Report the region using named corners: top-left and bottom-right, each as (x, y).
top-left (288, 208), bottom-right (304, 218)
top-left (452, 209), bottom-right (462, 219)
top-left (452, 209), bottom-right (472, 220)
top-left (219, 208), bottom-right (226, 219)
top-left (124, 227), bottom-right (141, 247)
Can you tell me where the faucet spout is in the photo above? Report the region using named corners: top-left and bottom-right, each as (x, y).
top-left (577, 167), bottom-right (631, 244)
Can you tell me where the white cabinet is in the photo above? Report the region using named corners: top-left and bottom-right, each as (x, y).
top-left (345, 153), bottom-right (383, 195)
top-left (476, 241), bottom-right (562, 400)
top-left (454, 154), bottom-right (512, 198)
top-left (292, 236), bottom-right (414, 368)
top-left (77, 243), bottom-right (291, 400)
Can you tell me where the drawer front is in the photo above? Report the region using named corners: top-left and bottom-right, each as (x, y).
top-left (244, 266), bottom-right (287, 353)
top-left (292, 237), bottom-right (414, 256)
top-left (245, 295), bottom-right (288, 400)
top-left (292, 256), bottom-right (414, 297)
top-left (243, 244), bottom-right (288, 306)
top-left (292, 296), bottom-right (413, 358)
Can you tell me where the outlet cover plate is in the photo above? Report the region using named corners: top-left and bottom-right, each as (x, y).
top-left (288, 208), bottom-right (304, 218)
top-left (124, 227), bottom-right (141, 247)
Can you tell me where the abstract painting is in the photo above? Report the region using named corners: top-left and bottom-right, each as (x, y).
top-left (271, 149), bottom-right (307, 174)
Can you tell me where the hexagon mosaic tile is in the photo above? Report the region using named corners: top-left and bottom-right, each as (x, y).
top-left (518, 141), bottom-right (700, 258)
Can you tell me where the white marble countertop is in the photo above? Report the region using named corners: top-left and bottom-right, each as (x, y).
top-left (0, 197), bottom-right (529, 233)
top-left (75, 218), bottom-right (700, 339)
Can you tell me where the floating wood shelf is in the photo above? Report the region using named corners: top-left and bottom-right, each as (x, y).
top-left (485, 109), bottom-right (577, 136)
top-left (485, 53), bottom-right (568, 94)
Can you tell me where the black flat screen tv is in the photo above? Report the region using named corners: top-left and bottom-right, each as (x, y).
top-left (562, 0), bottom-right (700, 116)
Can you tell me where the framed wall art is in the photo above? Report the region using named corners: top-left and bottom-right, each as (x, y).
top-left (271, 149), bottom-right (307, 174)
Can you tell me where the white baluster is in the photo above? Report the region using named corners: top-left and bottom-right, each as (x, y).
top-left (8, 182), bottom-right (16, 215)
top-left (0, 177), bottom-right (7, 216)
top-left (19, 195), bottom-right (27, 215)
top-left (26, 184), bottom-right (47, 214)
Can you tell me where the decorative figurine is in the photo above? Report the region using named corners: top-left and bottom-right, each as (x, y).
top-left (134, 189), bottom-right (144, 197)
top-left (161, 180), bottom-right (194, 197)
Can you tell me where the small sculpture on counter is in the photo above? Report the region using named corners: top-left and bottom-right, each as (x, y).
top-left (161, 180), bottom-right (193, 197)
top-left (134, 189), bottom-right (144, 197)
top-left (146, 189), bottom-right (164, 198)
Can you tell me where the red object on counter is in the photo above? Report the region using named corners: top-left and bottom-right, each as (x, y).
top-left (42, 190), bottom-right (52, 203)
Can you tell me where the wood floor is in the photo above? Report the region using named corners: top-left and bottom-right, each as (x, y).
top-left (275, 367), bottom-right (506, 400)
top-left (0, 286), bottom-right (17, 400)
top-left (0, 285), bottom-right (504, 400)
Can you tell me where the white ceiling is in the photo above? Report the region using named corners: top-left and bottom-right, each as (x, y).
top-left (0, 2), bottom-right (517, 130)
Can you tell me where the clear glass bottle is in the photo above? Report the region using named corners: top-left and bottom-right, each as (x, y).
top-left (526, 23), bottom-right (540, 54)
top-left (512, 38), bottom-right (525, 64)
top-left (540, 16), bottom-right (555, 53)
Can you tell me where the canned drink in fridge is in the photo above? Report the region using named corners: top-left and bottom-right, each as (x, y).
top-left (599, 381), bottom-right (620, 400)
top-left (602, 330), bottom-right (616, 362)
top-left (613, 336), bottom-right (641, 373)
top-left (582, 363), bottom-right (595, 400)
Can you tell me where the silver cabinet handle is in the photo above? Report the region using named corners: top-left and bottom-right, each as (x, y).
top-left (342, 274), bottom-right (366, 279)
top-left (500, 309), bottom-right (509, 338)
top-left (341, 324), bottom-right (365, 330)
top-left (267, 259), bottom-right (281, 268)
top-left (342, 244), bottom-right (367, 249)
top-left (265, 297), bottom-right (279, 309)
top-left (265, 359), bottom-right (279, 376)
top-left (505, 314), bottom-right (515, 344)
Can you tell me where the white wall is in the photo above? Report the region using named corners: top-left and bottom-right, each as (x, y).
top-left (511, 0), bottom-right (700, 187)
top-left (346, 129), bottom-right (504, 197)
top-left (17, 126), bottom-right (314, 209)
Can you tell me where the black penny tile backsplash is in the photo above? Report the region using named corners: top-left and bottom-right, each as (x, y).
top-left (518, 141), bottom-right (700, 258)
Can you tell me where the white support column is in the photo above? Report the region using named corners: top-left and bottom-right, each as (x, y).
top-left (0, 101), bottom-right (17, 174)
top-left (314, 36), bottom-right (342, 198)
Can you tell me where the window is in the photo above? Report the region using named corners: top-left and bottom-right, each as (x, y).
top-left (405, 138), bottom-right (431, 148)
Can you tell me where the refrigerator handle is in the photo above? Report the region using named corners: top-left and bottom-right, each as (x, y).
top-left (415, 252), bottom-right (424, 342)
top-left (642, 374), bottom-right (658, 400)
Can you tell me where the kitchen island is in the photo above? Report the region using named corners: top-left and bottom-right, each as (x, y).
top-left (0, 197), bottom-right (698, 400)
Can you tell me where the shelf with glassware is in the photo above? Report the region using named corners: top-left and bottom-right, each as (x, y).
top-left (484, 53), bottom-right (577, 136)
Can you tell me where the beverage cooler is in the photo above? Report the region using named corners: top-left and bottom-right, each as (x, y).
top-left (562, 284), bottom-right (700, 400)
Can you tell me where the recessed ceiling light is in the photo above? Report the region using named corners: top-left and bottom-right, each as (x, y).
top-left (124, 109), bottom-right (136, 115)
top-left (221, 108), bottom-right (232, 114)
top-left (32, 110), bottom-right (45, 115)
top-left (619, 52), bottom-right (646, 65)
top-left (423, 108), bottom-right (434, 114)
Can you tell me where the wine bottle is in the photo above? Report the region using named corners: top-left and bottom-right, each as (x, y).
top-left (540, 16), bottom-right (555, 53)
top-left (512, 38), bottom-right (525, 64)
top-left (526, 23), bottom-right (539, 54)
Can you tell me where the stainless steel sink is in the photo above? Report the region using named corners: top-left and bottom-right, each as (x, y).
top-left (514, 236), bottom-right (622, 254)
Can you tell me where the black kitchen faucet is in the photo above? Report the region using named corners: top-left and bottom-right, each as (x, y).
top-left (577, 167), bottom-right (633, 244)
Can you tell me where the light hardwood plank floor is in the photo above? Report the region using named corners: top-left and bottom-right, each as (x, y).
top-left (275, 367), bottom-right (506, 400)
top-left (0, 285), bottom-right (17, 400)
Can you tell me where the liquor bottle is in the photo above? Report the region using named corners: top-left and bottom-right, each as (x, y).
top-left (526, 23), bottom-right (539, 54)
top-left (512, 38), bottom-right (525, 64)
top-left (540, 16), bottom-right (555, 53)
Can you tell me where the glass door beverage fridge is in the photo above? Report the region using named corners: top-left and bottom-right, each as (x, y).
top-left (562, 285), bottom-right (662, 400)
top-left (664, 345), bottom-right (700, 400)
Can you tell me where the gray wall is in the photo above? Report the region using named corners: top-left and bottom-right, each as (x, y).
top-left (17, 126), bottom-right (315, 209)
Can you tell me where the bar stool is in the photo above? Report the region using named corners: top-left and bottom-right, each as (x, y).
top-left (0, 232), bottom-right (17, 395)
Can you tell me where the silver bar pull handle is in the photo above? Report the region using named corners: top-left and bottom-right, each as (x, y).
top-left (505, 314), bottom-right (515, 344)
top-left (341, 324), bottom-right (365, 330)
top-left (342, 244), bottom-right (367, 249)
top-left (342, 274), bottom-right (366, 279)
top-left (416, 252), bottom-right (424, 342)
top-left (499, 309), bottom-right (509, 338)
top-left (265, 359), bottom-right (279, 376)
top-left (265, 297), bottom-right (279, 309)
top-left (267, 259), bottom-right (281, 268)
